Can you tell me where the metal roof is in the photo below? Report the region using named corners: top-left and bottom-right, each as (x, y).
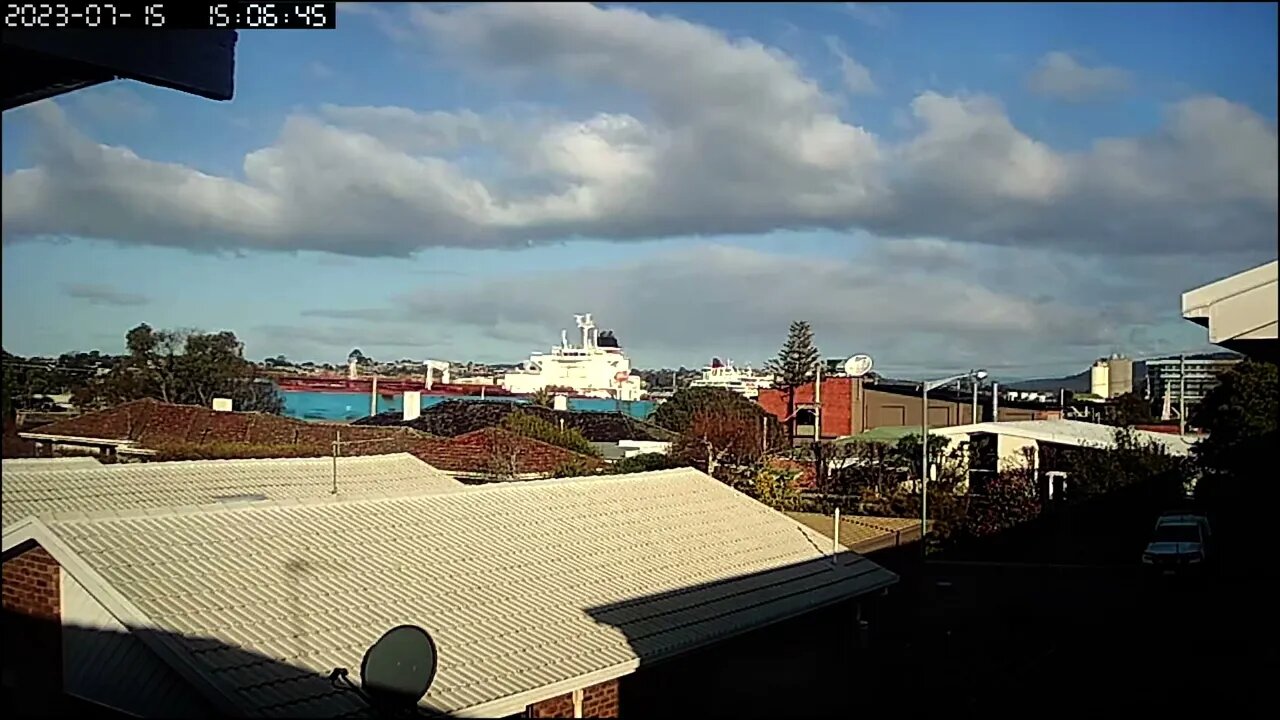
top-left (2, 456), bottom-right (104, 471)
top-left (9, 468), bottom-right (897, 718)
top-left (930, 419), bottom-right (1195, 456)
top-left (1, 453), bottom-right (462, 527)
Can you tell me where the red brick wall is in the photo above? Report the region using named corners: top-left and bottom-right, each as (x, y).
top-left (759, 378), bottom-right (859, 438)
top-left (527, 691), bottom-right (575, 718)
top-left (2, 541), bottom-right (62, 691)
top-left (525, 679), bottom-right (620, 718)
top-left (581, 679), bottom-right (619, 717)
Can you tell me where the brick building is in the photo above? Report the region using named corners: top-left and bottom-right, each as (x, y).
top-left (2, 469), bottom-right (896, 718)
top-left (758, 378), bottom-right (1056, 440)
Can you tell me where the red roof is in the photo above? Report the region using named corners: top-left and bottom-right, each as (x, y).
top-left (25, 399), bottom-right (600, 475)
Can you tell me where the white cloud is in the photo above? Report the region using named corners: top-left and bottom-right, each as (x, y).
top-left (71, 84), bottom-right (155, 123)
top-left (62, 282), bottom-right (149, 307)
top-left (825, 36), bottom-right (878, 95)
top-left (1, 4), bottom-right (1274, 261)
top-left (1027, 51), bottom-right (1131, 102)
top-left (841, 3), bottom-right (895, 29)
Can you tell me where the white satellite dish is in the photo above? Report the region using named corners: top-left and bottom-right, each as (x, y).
top-left (843, 354), bottom-right (874, 377)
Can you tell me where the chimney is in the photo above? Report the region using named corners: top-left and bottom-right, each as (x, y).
top-left (553, 394), bottom-right (569, 412)
top-left (403, 390), bottom-right (422, 421)
top-left (212, 398), bottom-right (233, 412)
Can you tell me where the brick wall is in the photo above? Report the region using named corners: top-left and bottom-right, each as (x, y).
top-left (2, 541), bottom-right (62, 691)
top-left (525, 679), bottom-right (620, 718)
top-left (581, 679), bottom-right (619, 717)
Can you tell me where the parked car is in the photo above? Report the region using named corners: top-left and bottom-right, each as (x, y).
top-left (1142, 513), bottom-right (1211, 572)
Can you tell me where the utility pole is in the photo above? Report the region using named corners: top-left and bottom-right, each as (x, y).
top-left (971, 376), bottom-right (979, 423)
top-left (1178, 353), bottom-right (1187, 435)
top-left (992, 382), bottom-right (1000, 422)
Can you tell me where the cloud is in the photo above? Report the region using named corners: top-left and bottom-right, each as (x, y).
top-left (62, 282), bottom-right (150, 307)
top-left (841, 3), bottom-right (895, 29)
top-left (1, 4), bottom-right (1274, 261)
top-left (308, 61), bottom-right (337, 79)
top-left (294, 240), bottom-right (1263, 375)
top-left (71, 84), bottom-right (156, 123)
top-left (253, 323), bottom-right (445, 352)
top-left (1027, 51), bottom-right (1131, 102)
top-left (825, 36), bottom-right (878, 95)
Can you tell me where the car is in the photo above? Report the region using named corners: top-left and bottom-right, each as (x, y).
top-left (1142, 513), bottom-right (1211, 573)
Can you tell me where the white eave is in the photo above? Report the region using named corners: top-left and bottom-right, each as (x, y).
top-left (1181, 260), bottom-right (1278, 345)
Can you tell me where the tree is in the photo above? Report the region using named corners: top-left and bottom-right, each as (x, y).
top-left (528, 388), bottom-right (554, 408)
top-left (671, 408), bottom-right (763, 477)
top-left (501, 411), bottom-right (600, 457)
top-left (1190, 360), bottom-right (1279, 512)
top-left (609, 452), bottom-right (684, 474)
top-left (651, 386), bottom-right (781, 440)
top-left (766, 321), bottom-right (820, 442)
top-left (1103, 391), bottom-right (1156, 427)
top-left (79, 325), bottom-right (284, 414)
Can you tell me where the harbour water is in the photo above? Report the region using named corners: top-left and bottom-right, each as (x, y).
top-left (282, 391), bottom-right (657, 423)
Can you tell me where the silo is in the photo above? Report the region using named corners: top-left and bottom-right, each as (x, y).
top-left (1090, 360), bottom-right (1110, 398)
top-left (1108, 355), bottom-right (1134, 398)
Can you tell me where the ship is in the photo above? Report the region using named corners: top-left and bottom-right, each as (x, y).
top-left (688, 358), bottom-right (774, 399)
top-left (500, 314), bottom-right (643, 401)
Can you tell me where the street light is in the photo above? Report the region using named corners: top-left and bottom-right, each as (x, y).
top-left (921, 369), bottom-right (988, 537)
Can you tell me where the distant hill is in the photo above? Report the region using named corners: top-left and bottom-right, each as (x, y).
top-left (1006, 352), bottom-right (1241, 393)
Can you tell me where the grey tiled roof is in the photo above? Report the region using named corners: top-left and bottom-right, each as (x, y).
top-left (33, 469), bottom-right (897, 717)
top-left (2, 453), bottom-right (462, 527)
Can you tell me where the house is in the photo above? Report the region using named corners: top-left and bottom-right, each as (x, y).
top-left (2, 468), bottom-right (897, 718)
top-left (758, 377), bottom-right (1059, 440)
top-left (1182, 260), bottom-right (1278, 361)
top-left (15, 399), bottom-right (602, 480)
top-left (1, 453), bottom-right (463, 528)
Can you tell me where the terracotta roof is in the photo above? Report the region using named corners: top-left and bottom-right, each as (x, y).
top-left (25, 400), bottom-right (601, 476)
top-left (412, 427), bottom-right (605, 476)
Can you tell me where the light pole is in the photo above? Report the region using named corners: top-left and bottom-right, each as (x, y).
top-left (921, 369), bottom-right (988, 537)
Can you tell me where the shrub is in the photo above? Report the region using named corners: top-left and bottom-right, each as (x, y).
top-left (501, 411), bottom-right (601, 457)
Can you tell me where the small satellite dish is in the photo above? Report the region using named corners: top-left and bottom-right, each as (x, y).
top-left (359, 625), bottom-right (439, 711)
top-left (843, 354), bottom-right (874, 378)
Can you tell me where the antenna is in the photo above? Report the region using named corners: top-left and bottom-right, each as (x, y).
top-left (330, 625), bottom-right (439, 717)
top-left (843, 354), bottom-right (874, 378)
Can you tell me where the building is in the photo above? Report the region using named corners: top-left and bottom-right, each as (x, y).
top-left (1182, 260), bottom-right (1278, 361)
top-left (1089, 355), bottom-right (1134, 399)
top-left (758, 378), bottom-right (1059, 441)
top-left (3, 469), bottom-right (897, 718)
top-left (1144, 355), bottom-right (1241, 419)
top-left (14, 399), bottom-right (603, 479)
top-left (931, 419), bottom-right (1195, 494)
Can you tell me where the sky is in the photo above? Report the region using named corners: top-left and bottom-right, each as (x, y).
top-left (2, 2), bottom-right (1277, 380)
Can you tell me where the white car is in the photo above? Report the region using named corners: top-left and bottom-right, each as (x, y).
top-left (1142, 513), bottom-right (1211, 572)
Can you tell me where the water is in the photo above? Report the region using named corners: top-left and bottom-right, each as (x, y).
top-left (282, 391), bottom-right (656, 423)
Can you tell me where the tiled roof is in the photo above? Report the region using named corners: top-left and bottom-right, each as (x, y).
top-left (1, 453), bottom-right (462, 527)
top-left (24, 400), bottom-right (600, 475)
top-left (20, 469), bottom-right (897, 718)
top-left (785, 512), bottom-right (922, 554)
top-left (411, 428), bottom-right (606, 476)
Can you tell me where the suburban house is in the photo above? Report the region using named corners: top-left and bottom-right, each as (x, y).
top-left (930, 419), bottom-right (1195, 496)
top-left (1, 454), bottom-right (463, 528)
top-left (14, 399), bottom-right (602, 480)
top-left (1181, 260), bottom-right (1278, 361)
top-left (3, 468), bottom-right (898, 718)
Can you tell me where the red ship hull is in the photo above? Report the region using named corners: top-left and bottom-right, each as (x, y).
top-left (275, 375), bottom-right (518, 397)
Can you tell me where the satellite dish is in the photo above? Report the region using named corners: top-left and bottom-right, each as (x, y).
top-left (359, 625), bottom-right (439, 711)
top-left (843, 354), bottom-right (874, 378)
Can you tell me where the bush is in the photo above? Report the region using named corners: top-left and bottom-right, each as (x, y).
top-left (609, 452), bottom-right (684, 474)
top-left (501, 411), bottom-right (601, 457)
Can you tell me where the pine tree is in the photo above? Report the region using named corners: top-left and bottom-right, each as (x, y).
top-left (766, 321), bottom-right (820, 442)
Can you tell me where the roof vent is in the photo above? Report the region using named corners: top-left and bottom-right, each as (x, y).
top-left (213, 493), bottom-right (268, 503)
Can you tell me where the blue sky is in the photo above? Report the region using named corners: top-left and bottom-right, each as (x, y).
top-left (2, 2), bottom-right (1276, 379)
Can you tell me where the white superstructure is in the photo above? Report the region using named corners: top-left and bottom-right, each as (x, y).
top-left (501, 314), bottom-right (644, 401)
top-left (689, 358), bottom-right (774, 399)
